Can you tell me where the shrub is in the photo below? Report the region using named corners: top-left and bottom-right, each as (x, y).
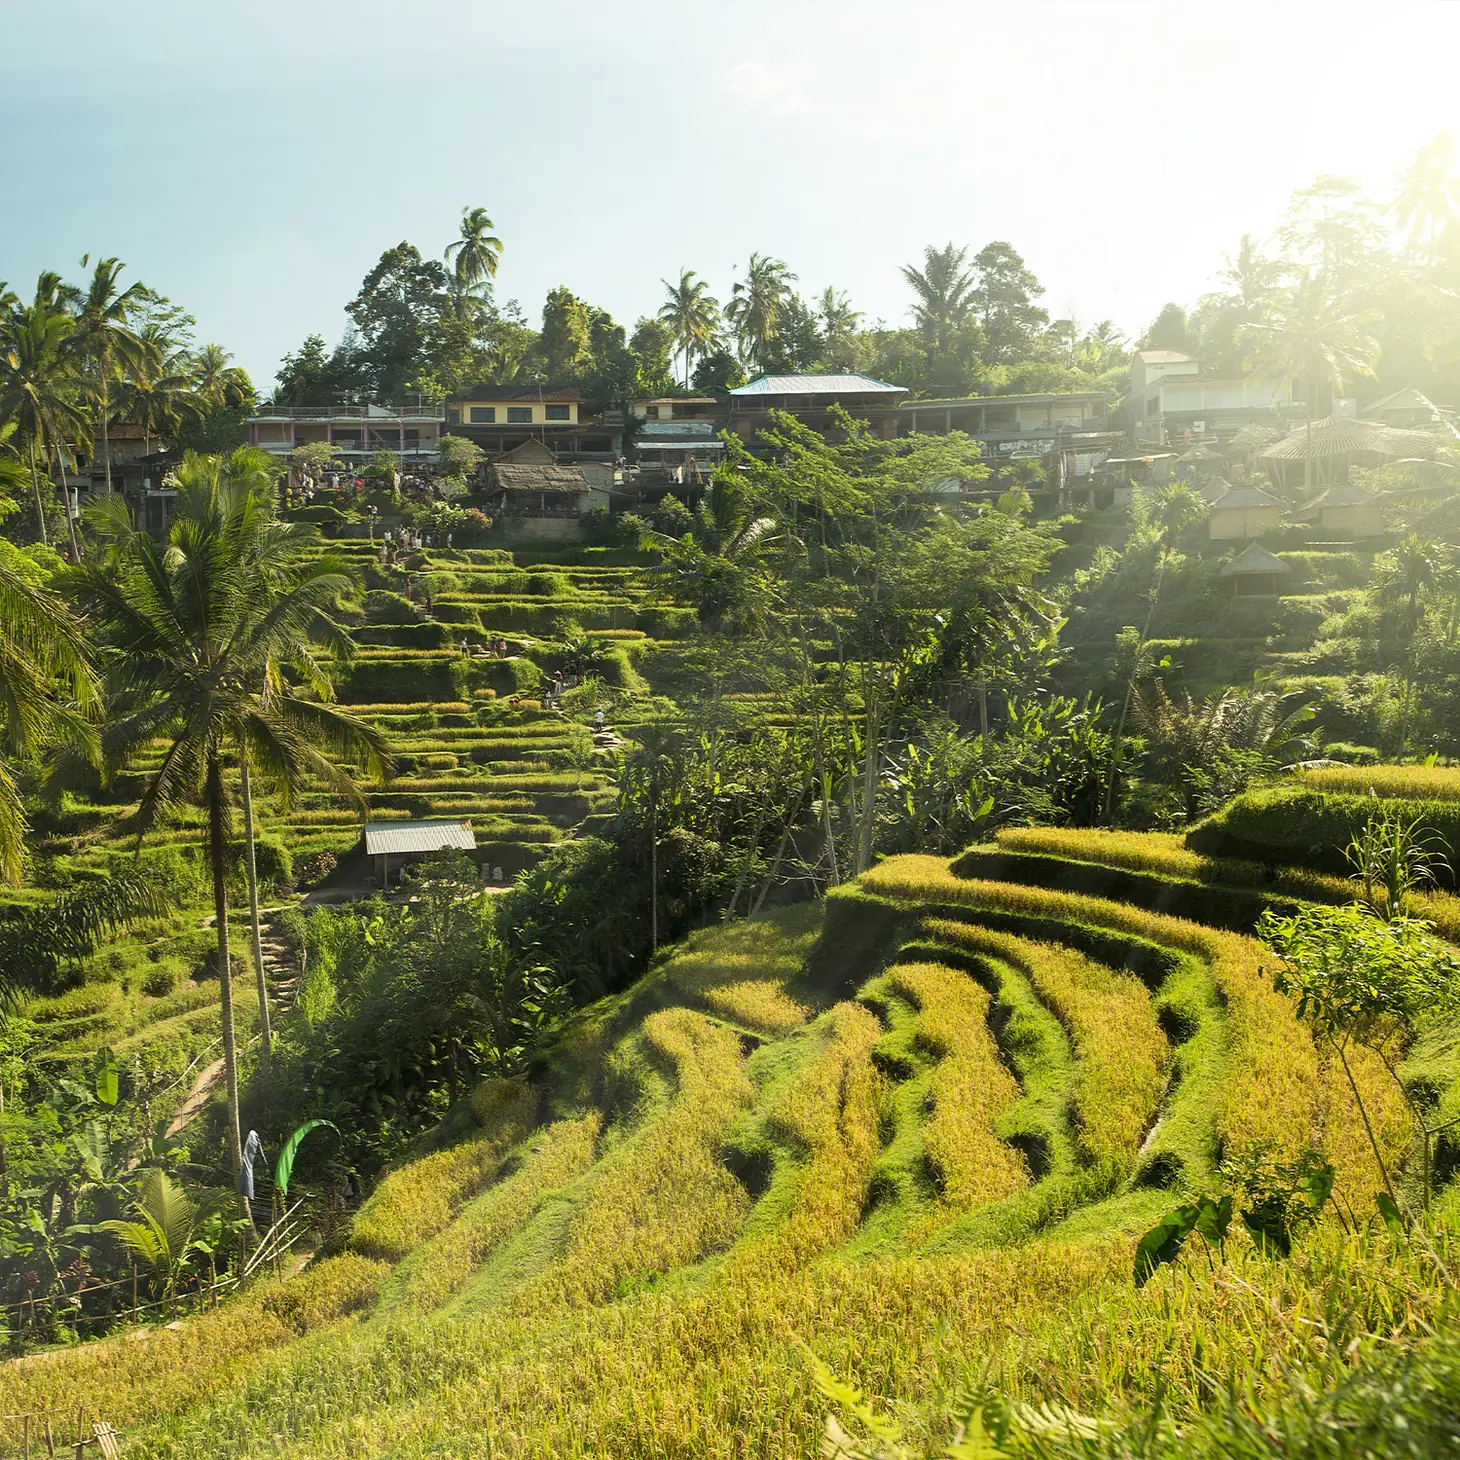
top-left (352, 621), bottom-right (453, 649)
top-left (361, 590), bottom-right (420, 625)
top-left (296, 851), bottom-right (339, 887)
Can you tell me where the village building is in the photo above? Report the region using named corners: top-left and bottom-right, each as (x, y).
top-left (726, 373), bottom-right (907, 444)
top-left (1173, 442), bottom-right (1229, 482)
top-left (1259, 414), bottom-right (1439, 492)
top-left (1129, 349), bottom-right (1293, 447)
top-left (364, 818), bottom-right (476, 890)
top-left (444, 385), bottom-right (622, 464)
top-left (1298, 480), bottom-right (1385, 538)
top-left (1361, 387), bottom-right (1446, 431)
top-left (1220, 541), bottom-right (1293, 597)
top-left (1207, 482), bottom-right (1284, 541)
top-left (246, 403), bottom-right (445, 464)
top-left (484, 440), bottom-right (608, 537)
top-left (628, 394), bottom-right (725, 479)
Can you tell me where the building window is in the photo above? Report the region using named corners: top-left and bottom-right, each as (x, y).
top-left (446, 407), bottom-right (460, 424)
top-left (646, 405), bottom-right (661, 420)
top-left (469, 406), bottom-right (496, 424)
top-left (507, 407), bottom-right (532, 424)
top-left (545, 404), bottom-right (571, 421)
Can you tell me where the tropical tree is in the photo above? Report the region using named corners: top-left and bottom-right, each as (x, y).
top-left (658, 270), bottom-right (721, 387)
top-left (119, 324), bottom-right (200, 454)
top-left (1374, 534), bottom-right (1443, 640)
top-left (817, 287), bottom-right (863, 368)
top-left (71, 462), bottom-right (391, 1184)
top-left (0, 556), bottom-right (96, 883)
top-left (444, 206), bottom-right (504, 293)
top-left (1218, 233), bottom-right (1282, 314)
top-left (901, 243), bottom-right (976, 355)
top-left (101, 1168), bottom-right (222, 1306)
top-left (73, 257), bottom-right (147, 495)
top-left (190, 343), bottom-right (253, 411)
top-left (1394, 133), bottom-right (1460, 253)
top-left (1246, 278), bottom-right (1379, 492)
top-left (726, 254), bottom-right (796, 372)
top-left (0, 295), bottom-right (89, 554)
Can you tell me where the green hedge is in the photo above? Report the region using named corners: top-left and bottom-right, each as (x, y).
top-left (1187, 785), bottom-right (1460, 884)
top-left (337, 657), bottom-right (466, 704)
top-left (352, 622), bottom-right (454, 649)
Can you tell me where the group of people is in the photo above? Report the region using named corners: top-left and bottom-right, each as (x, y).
top-left (377, 525), bottom-right (452, 567)
top-left (463, 636), bottom-right (513, 659)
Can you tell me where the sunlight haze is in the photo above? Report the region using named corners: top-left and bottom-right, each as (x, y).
top-left (2, 0), bottom-right (1456, 387)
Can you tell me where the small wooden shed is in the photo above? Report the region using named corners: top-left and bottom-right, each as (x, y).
top-left (365, 818), bottom-right (476, 889)
top-left (1220, 541), bottom-right (1293, 597)
top-left (1298, 480), bottom-right (1384, 538)
top-left (1208, 483), bottom-right (1284, 540)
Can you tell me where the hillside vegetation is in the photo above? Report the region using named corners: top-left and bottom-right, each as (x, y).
top-left (5, 823), bottom-right (1456, 1458)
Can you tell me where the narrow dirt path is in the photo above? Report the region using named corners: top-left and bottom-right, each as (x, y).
top-left (166, 1058), bottom-right (225, 1138)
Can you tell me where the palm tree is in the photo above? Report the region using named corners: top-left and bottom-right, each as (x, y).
top-left (1394, 134), bottom-right (1460, 253)
top-left (190, 343), bottom-right (253, 411)
top-left (72, 462), bottom-right (391, 1183)
top-left (445, 206), bottom-right (504, 292)
top-left (1218, 233), bottom-right (1281, 314)
top-left (0, 554), bottom-right (97, 883)
top-left (74, 257), bottom-right (147, 495)
top-left (725, 254), bottom-right (796, 373)
top-left (1246, 278), bottom-right (1379, 494)
top-left (1375, 535), bottom-right (1442, 640)
top-left (817, 287), bottom-right (862, 367)
top-left (119, 325), bottom-right (200, 455)
top-left (0, 294), bottom-right (89, 555)
top-left (658, 270), bottom-right (721, 387)
top-left (901, 243), bottom-right (976, 355)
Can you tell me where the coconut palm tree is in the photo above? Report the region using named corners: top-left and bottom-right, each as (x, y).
top-left (74, 257), bottom-right (147, 495)
top-left (190, 343), bottom-right (253, 411)
top-left (1246, 278), bottom-right (1379, 494)
top-left (0, 295), bottom-right (89, 555)
top-left (1218, 233), bottom-right (1282, 314)
top-left (72, 462), bottom-right (391, 1182)
top-left (658, 270), bottom-right (722, 387)
top-left (1374, 535), bottom-right (1443, 640)
top-left (0, 553), bottom-right (96, 883)
top-left (726, 254), bottom-right (796, 373)
top-left (901, 243), bottom-right (977, 355)
top-left (445, 206), bottom-right (504, 292)
top-left (1394, 134), bottom-right (1460, 254)
top-left (120, 326), bottom-right (200, 454)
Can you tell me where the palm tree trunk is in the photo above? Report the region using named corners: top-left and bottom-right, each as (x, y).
top-left (205, 754), bottom-right (245, 1183)
top-left (55, 445), bottom-right (81, 562)
top-left (27, 436), bottom-right (48, 547)
top-left (649, 772), bottom-right (659, 952)
top-left (100, 367), bottom-right (113, 496)
top-left (239, 756), bottom-right (272, 1074)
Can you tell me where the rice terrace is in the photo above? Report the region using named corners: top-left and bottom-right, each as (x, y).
top-left (5, 5), bottom-right (1460, 1456)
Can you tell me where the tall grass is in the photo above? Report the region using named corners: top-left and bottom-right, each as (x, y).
top-left (1299, 762), bottom-right (1460, 801)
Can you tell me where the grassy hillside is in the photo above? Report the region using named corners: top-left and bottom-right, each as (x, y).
top-left (6, 834), bottom-right (1454, 1458)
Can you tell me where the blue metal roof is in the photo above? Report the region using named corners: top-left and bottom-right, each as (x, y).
top-left (729, 374), bottom-right (905, 397)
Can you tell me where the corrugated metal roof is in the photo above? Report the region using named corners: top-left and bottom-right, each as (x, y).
top-left (729, 373), bottom-right (905, 397)
top-left (365, 819), bottom-right (476, 857)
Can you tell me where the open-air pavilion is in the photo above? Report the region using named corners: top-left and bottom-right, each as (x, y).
top-left (364, 818), bottom-right (477, 890)
top-left (1259, 415), bottom-right (1438, 492)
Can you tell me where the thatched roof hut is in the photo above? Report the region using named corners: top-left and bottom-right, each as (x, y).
top-left (1259, 415), bottom-right (1438, 489)
top-left (1220, 541), bottom-right (1292, 596)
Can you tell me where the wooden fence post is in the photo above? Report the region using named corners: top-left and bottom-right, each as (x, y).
top-left (73, 1405), bottom-right (84, 1460)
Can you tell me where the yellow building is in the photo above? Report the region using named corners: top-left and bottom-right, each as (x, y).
top-left (443, 386), bottom-right (622, 462)
top-left (1207, 483), bottom-right (1284, 540)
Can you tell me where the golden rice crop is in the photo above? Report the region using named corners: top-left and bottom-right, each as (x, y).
top-left (925, 922), bottom-right (1168, 1172)
top-left (0, 1253), bottom-right (387, 1448)
top-left (349, 1081), bottom-right (538, 1261)
top-left (512, 1007), bottom-right (755, 1314)
top-left (860, 856), bottom-right (1402, 1195)
top-left (396, 1113), bottom-right (602, 1311)
top-left (1298, 762), bottom-right (1460, 801)
top-left (662, 907), bottom-right (819, 1035)
top-left (887, 960), bottom-right (1027, 1209)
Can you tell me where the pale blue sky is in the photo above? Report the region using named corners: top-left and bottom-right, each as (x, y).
top-left (3, 0), bottom-right (1458, 391)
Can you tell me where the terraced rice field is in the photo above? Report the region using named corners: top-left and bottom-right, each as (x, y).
top-left (8, 542), bottom-right (669, 1091)
top-left (6, 833), bottom-right (1451, 1458)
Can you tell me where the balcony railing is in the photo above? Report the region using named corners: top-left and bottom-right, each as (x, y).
top-left (251, 404), bottom-right (446, 421)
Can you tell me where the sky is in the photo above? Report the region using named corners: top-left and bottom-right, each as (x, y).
top-left (3, 0), bottom-right (1459, 392)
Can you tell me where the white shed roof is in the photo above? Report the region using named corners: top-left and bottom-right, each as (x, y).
top-left (364, 819), bottom-right (476, 857)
